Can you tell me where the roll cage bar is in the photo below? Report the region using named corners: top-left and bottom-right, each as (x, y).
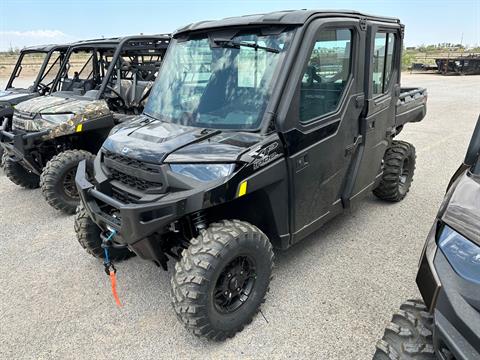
top-left (6, 44), bottom-right (70, 91)
top-left (50, 35), bottom-right (170, 100)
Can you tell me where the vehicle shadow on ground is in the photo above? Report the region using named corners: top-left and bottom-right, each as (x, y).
top-left (274, 193), bottom-right (384, 268)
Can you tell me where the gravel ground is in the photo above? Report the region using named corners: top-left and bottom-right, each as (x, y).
top-left (0, 74), bottom-right (479, 360)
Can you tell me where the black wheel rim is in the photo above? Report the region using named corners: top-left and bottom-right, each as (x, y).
top-left (63, 167), bottom-right (78, 199)
top-left (213, 255), bottom-right (256, 314)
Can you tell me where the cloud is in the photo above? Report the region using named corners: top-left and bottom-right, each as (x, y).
top-left (0, 30), bottom-right (78, 51)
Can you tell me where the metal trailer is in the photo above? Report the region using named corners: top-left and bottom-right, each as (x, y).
top-left (435, 54), bottom-right (480, 75)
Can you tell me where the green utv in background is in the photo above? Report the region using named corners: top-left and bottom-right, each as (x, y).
top-left (75, 10), bottom-right (427, 340)
top-left (374, 115), bottom-right (480, 360)
top-left (0, 44), bottom-right (70, 163)
top-left (0, 35), bottom-right (170, 213)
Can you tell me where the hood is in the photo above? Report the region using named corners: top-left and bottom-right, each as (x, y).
top-left (103, 115), bottom-right (262, 164)
top-left (14, 94), bottom-right (110, 116)
top-left (441, 171), bottom-right (480, 247)
top-left (0, 90), bottom-right (38, 105)
top-left (12, 94), bottom-right (111, 135)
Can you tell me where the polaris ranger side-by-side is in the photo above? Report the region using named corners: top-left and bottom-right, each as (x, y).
top-left (75, 10), bottom-right (427, 340)
top-left (374, 115), bottom-right (480, 360)
top-left (0, 35), bottom-right (170, 213)
top-left (0, 44), bottom-right (69, 162)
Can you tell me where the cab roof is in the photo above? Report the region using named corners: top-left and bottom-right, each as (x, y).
top-left (67, 34), bottom-right (171, 49)
top-left (21, 44), bottom-right (70, 53)
top-left (175, 9), bottom-right (400, 36)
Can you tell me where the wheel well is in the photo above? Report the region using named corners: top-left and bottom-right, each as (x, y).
top-left (205, 189), bottom-right (285, 248)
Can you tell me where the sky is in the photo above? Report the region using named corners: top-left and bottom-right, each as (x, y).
top-left (0, 0), bottom-right (479, 50)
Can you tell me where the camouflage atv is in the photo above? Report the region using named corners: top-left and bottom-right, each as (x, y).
top-left (0, 44), bottom-right (69, 164)
top-left (0, 35), bottom-right (170, 214)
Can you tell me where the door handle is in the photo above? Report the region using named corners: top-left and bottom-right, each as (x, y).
top-left (345, 135), bottom-right (363, 156)
top-left (295, 153), bottom-right (309, 171)
top-left (355, 95), bottom-right (365, 108)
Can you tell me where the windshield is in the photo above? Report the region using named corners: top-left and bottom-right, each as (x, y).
top-left (8, 51), bottom-right (47, 90)
top-left (144, 29), bottom-right (294, 130)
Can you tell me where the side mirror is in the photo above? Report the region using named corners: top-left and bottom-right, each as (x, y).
top-left (464, 115), bottom-right (480, 166)
top-left (15, 65), bottom-right (23, 78)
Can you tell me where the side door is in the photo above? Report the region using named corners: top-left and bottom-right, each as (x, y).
top-left (277, 18), bottom-right (365, 243)
top-left (347, 23), bottom-right (401, 203)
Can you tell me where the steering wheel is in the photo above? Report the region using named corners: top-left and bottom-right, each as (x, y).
top-left (37, 83), bottom-right (50, 95)
top-left (105, 85), bottom-right (127, 109)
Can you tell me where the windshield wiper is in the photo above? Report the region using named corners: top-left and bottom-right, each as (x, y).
top-left (213, 39), bottom-right (279, 53)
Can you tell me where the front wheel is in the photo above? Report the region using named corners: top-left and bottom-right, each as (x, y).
top-left (40, 150), bottom-right (95, 214)
top-left (373, 140), bottom-right (416, 202)
top-left (373, 300), bottom-right (435, 360)
top-left (171, 220), bottom-right (274, 341)
top-left (3, 153), bottom-right (40, 188)
top-left (74, 204), bottom-right (134, 261)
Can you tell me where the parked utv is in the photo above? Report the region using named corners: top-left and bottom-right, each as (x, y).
top-left (374, 115), bottom-right (480, 360)
top-left (0, 35), bottom-right (170, 213)
top-left (0, 44), bottom-right (69, 161)
top-left (75, 10), bottom-right (427, 340)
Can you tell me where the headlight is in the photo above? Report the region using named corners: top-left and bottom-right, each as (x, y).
top-left (438, 225), bottom-right (480, 284)
top-left (169, 163), bottom-right (235, 182)
top-left (41, 113), bottom-right (75, 125)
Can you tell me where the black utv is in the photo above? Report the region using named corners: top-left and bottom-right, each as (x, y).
top-left (75, 10), bottom-right (427, 340)
top-left (0, 44), bottom-right (69, 161)
top-left (374, 116), bottom-right (480, 360)
top-left (0, 35), bottom-right (170, 213)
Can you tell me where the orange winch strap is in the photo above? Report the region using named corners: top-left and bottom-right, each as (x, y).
top-left (109, 270), bottom-right (122, 308)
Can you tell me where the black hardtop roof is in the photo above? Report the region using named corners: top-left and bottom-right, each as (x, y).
top-left (21, 44), bottom-right (70, 53)
top-left (175, 9), bottom-right (400, 36)
top-left (68, 34), bottom-right (171, 49)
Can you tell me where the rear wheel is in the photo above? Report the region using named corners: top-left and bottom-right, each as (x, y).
top-left (373, 300), bottom-right (435, 360)
top-left (373, 140), bottom-right (416, 202)
top-left (3, 153), bottom-right (40, 188)
top-left (171, 220), bottom-right (274, 340)
top-left (74, 204), bottom-right (133, 261)
top-left (40, 150), bottom-right (94, 214)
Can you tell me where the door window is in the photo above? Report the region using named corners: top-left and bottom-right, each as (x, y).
top-left (300, 28), bottom-right (352, 123)
top-left (372, 32), bottom-right (396, 96)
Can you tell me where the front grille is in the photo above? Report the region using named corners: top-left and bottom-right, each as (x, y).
top-left (103, 150), bottom-right (166, 194)
top-left (14, 109), bottom-right (36, 120)
top-left (104, 151), bottom-right (161, 173)
top-left (12, 110), bottom-right (36, 131)
top-left (109, 168), bottom-right (163, 191)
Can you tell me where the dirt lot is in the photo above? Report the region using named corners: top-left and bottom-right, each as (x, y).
top-left (0, 74), bottom-right (479, 359)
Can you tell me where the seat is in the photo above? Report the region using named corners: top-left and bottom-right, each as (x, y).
top-left (125, 80), bottom-right (153, 108)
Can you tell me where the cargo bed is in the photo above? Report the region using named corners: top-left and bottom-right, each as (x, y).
top-left (396, 87), bottom-right (427, 127)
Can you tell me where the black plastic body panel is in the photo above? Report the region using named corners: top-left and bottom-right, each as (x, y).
top-left (432, 252), bottom-right (480, 359)
top-left (416, 168), bottom-right (480, 359)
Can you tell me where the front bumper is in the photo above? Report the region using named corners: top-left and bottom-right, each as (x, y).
top-left (416, 223), bottom-right (480, 359)
top-left (0, 118), bottom-right (50, 174)
top-left (75, 159), bottom-right (205, 261)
